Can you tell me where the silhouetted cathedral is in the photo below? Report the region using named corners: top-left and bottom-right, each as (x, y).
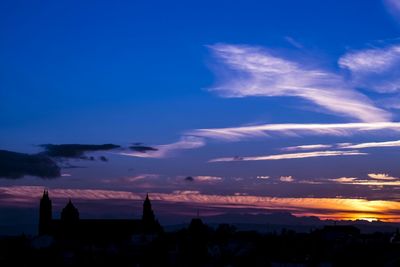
top-left (38, 191), bottom-right (162, 239)
top-left (38, 190), bottom-right (52, 235)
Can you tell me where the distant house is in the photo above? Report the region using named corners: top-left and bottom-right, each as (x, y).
top-left (38, 190), bottom-right (162, 241)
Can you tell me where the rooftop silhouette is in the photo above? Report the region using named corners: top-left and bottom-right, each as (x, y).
top-left (39, 191), bottom-right (163, 240)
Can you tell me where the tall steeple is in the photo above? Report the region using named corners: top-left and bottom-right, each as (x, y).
top-left (141, 194), bottom-right (163, 233)
top-left (142, 193), bottom-right (155, 224)
top-left (39, 189), bottom-right (52, 235)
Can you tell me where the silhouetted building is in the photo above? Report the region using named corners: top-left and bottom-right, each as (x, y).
top-left (142, 193), bottom-right (162, 233)
top-left (142, 193), bottom-right (155, 224)
top-left (61, 199), bottom-right (79, 222)
top-left (38, 191), bottom-right (162, 240)
top-left (38, 190), bottom-right (52, 235)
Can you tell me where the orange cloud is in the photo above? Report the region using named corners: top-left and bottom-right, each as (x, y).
top-left (1, 186), bottom-right (400, 222)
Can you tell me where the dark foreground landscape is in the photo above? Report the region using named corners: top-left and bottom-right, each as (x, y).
top-left (1, 191), bottom-right (400, 267)
top-left (2, 219), bottom-right (400, 267)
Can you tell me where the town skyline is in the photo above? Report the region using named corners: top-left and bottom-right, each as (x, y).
top-left (2, 0), bottom-right (400, 232)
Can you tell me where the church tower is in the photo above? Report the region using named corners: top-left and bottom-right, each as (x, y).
top-left (142, 193), bottom-right (155, 224)
top-left (142, 193), bottom-right (162, 233)
top-left (39, 190), bottom-right (52, 235)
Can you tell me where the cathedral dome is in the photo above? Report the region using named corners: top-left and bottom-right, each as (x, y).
top-left (61, 199), bottom-right (79, 222)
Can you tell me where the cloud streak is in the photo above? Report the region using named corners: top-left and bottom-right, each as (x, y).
top-left (368, 173), bottom-right (398, 180)
top-left (339, 139), bottom-right (400, 149)
top-left (194, 176), bottom-right (223, 182)
top-left (331, 177), bottom-right (400, 186)
top-left (209, 44), bottom-right (390, 122)
top-left (281, 144), bottom-right (332, 151)
top-left (209, 150), bottom-right (366, 162)
top-left (119, 136), bottom-right (205, 158)
top-left (339, 43), bottom-right (400, 93)
top-left (190, 122), bottom-right (400, 142)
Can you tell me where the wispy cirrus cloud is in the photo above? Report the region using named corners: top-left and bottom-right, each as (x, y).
top-left (339, 139), bottom-right (400, 149)
top-left (209, 150), bottom-right (366, 162)
top-left (281, 144), bottom-right (332, 151)
top-left (184, 176), bottom-right (223, 183)
top-left (194, 176), bottom-right (223, 182)
top-left (102, 174), bottom-right (161, 184)
top-left (330, 177), bottom-right (358, 183)
top-left (339, 43), bottom-right (400, 93)
top-left (277, 139), bottom-right (400, 153)
top-left (284, 36), bottom-right (303, 49)
top-left (329, 173), bottom-right (400, 186)
top-left (118, 136), bottom-right (205, 158)
top-left (368, 173), bottom-right (398, 180)
top-left (190, 122), bottom-right (400, 142)
top-left (208, 44), bottom-right (390, 122)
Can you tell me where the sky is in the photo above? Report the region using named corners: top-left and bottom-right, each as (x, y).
top-left (2, 0), bottom-right (400, 231)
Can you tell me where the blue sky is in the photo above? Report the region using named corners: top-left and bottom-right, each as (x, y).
top-left (2, 0), bottom-right (400, 227)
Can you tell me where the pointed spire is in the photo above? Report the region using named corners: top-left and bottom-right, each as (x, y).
top-left (39, 188), bottom-right (52, 235)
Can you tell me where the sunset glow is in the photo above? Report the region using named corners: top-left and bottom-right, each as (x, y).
top-left (2, 0), bottom-right (400, 237)
top-left (2, 186), bottom-right (400, 222)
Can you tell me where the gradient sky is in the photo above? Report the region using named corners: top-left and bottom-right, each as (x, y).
top-left (2, 0), bottom-right (400, 230)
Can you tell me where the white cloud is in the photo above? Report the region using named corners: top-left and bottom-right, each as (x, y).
top-left (331, 178), bottom-right (400, 186)
top-left (339, 44), bottom-right (400, 93)
top-left (280, 176), bottom-right (294, 182)
top-left (339, 139), bottom-right (400, 149)
top-left (209, 150), bottom-right (367, 162)
top-left (190, 122), bottom-right (400, 142)
top-left (354, 180), bottom-right (400, 186)
top-left (279, 139), bottom-right (400, 152)
top-left (256, 175), bottom-right (270, 179)
top-left (172, 190), bottom-right (201, 195)
top-left (194, 176), bottom-right (223, 182)
top-left (118, 136), bottom-right (205, 158)
top-left (281, 144), bottom-right (332, 151)
top-left (330, 174), bottom-right (400, 186)
top-left (330, 177), bottom-right (358, 183)
top-left (368, 173), bottom-right (398, 180)
top-left (209, 44), bottom-right (390, 122)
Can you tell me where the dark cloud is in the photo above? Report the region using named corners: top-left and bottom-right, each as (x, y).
top-left (185, 176), bottom-right (194, 182)
top-left (99, 156), bottom-right (108, 162)
top-left (0, 150), bottom-right (60, 179)
top-left (129, 144), bottom-right (158, 153)
top-left (41, 144), bottom-right (120, 158)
